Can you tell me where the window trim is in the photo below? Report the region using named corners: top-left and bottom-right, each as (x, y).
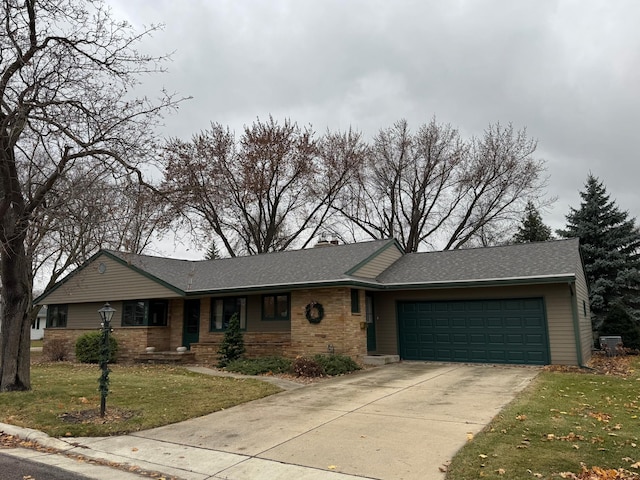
top-left (261, 293), bottom-right (291, 321)
top-left (121, 299), bottom-right (169, 327)
top-left (209, 296), bottom-right (247, 331)
top-left (46, 304), bottom-right (68, 328)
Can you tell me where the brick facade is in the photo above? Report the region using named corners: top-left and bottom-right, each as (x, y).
top-left (43, 287), bottom-right (369, 363)
top-left (289, 287), bottom-right (367, 359)
top-left (44, 327), bottom-right (171, 362)
top-left (190, 332), bottom-right (291, 364)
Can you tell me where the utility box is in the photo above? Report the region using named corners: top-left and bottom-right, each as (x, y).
top-left (599, 336), bottom-right (623, 356)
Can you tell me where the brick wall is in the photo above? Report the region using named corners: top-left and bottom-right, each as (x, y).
top-left (44, 327), bottom-right (171, 362)
top-left (190, 332), bottom-right (291, 364)
top-left (289, 287), bottom-right (367, 360)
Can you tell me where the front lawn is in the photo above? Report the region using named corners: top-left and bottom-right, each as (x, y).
top-left (0, 363), bottom-right (281, 437)
top-left (446, 356), bottom-right (640, 479)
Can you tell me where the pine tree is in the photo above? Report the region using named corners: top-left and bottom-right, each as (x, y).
top-left (205, 241), bottom-right (220, 260)
top-left (558, 175), bottom-right (640, 328)
top-left (513, 201), bottom-right (552, 243)
top-left (217, 313), bottom-right (245, 367)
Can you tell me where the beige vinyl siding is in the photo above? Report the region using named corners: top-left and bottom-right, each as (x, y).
top-left (63, 300), bottom-right (177, 329)
top-left (351, 244), bottom-right (403, 279)
top-left (64, 301), bottom-right (114, 328)
top-left (373, 283), bottom-right (580, 365)
top-left (574, 259), bottom-right (593, 365)
top-left (41, 255), bottom-right (182, 304)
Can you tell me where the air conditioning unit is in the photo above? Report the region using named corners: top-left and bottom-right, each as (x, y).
top-left (599, 336), bottom-right (623, 356)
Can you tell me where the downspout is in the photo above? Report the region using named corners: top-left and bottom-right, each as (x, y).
top-left (568, 282), bottom-right (585, 367)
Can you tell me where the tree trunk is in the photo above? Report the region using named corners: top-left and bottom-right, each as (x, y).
top-left (0, 234), bottom-right (32, 391)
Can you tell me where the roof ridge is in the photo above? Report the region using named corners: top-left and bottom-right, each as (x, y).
top-left (106, 238), bottom-right (396, 264)
top-left (404, 238), bottom-right (579, 257)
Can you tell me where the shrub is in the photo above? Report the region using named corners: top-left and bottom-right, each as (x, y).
top-left (217, 313), bottom-right (245, 367)
top-left (599, 304), bottom-right (640, 351)
top-left (313, 354), bottom-right (361, 376)
top-left (45, 338), bottom-right (69, 362)
top-left (75, 332), bottom-right (118, 364)
top-left (225, 356), bottom-right (292, 375)
top-left (292, 356), bottom-right (325, 377)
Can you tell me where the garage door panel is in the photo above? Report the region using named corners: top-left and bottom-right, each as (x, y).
top-left (398, 298), bottom-right (549, 365)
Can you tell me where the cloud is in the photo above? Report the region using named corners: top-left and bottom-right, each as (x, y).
top-left (111, 0), bottom-right (640, 250)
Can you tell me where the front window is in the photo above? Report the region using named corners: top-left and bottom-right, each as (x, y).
top-left (210, 297), bottom-right (246, 330)
top-left (122, 300), bottom-right (168, 326)
top-left (262, 293), bottom-right (290, 321)
top-left (46, 305), bottom-right (67, 327)
top-left (351, 289), bottom-right (360, 314)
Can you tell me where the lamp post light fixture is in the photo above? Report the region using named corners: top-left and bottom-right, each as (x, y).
top-left (98, 302), bottom-right (116, 417)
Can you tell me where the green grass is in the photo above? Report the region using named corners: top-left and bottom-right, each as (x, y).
top-left (446, 358), bottom-right (640, 479)
top-left (0, 363), bottom-right (281, 437)
top-left (30, 339), bottom-right (43, 348)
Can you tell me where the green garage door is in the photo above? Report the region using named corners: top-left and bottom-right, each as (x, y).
top-left (398, 298), bottom-right (550, 365)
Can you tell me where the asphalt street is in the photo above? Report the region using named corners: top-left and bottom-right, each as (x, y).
top-left (0, 452), bottom-right (91, 480)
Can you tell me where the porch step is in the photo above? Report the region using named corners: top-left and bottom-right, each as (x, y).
top-left (134, 351), bottom-right (196, 364)
top-left (362, 355), bottom-right (400, 366)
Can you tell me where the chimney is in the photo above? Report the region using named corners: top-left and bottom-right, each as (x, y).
top-left (315, 232), bottom-right (339, 248)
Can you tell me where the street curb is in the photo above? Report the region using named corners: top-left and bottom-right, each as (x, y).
top-left (0, 422), bottom-right (73, 451)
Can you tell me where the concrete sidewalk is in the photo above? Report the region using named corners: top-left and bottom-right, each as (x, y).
top-left (1, 362), bottom-right (538, 479)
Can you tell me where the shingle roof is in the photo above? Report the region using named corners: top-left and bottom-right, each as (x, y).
top-left (107, 238), bottom-right (397, 293)
top-left (376, 238), bottom-right (581, 286)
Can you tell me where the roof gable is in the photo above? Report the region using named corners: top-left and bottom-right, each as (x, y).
top-left (35, 252), bottom-right (184, 304)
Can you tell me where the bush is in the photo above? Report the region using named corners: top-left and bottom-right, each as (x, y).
top-left (292, 356), bottom-right (325, 377)
top-left (75, 332), bottom-right (118, 364)
top-left (217, 313), bottom-right (245, 367)
top-left (225, 356), bottom-right (292, 375)
top-left (599, 304), bottom-right (640, 351)
top-left (45, 338), bottom-right (69, 362)
top-left (313, 354), bottom-right (361, 376)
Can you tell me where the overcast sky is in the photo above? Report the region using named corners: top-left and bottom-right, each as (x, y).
top-left (110, 0), bottom-right (640, 257)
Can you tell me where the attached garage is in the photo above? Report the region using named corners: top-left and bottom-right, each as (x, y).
top-left (398, 298), bottom-right (550, 365)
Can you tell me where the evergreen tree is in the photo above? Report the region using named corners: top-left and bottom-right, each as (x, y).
top-left (205, 241), bottom-right (220, 260)
top-left (599, 303), bottom-right (640, 351)
top-left (513, 201), bottom-right (552, 243)
top-left (217, 313), bottom-right (245, 367)
top-left (558, 175), bottom-right (640, 328)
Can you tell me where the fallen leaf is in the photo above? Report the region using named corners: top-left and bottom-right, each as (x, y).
top-left (496, 468), bottom-right (506, 475)
top-left (328, 465), bottom-right (336, 470)
top-left (466, 432), bottom-right (474, 441)
top-left (131, 447), bottom-right (138, 452)
top-left (479, 454), bottom-right (488, 459)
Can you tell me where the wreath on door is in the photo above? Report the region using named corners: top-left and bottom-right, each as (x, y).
top-left (305, 301), bottom-right (324, 324)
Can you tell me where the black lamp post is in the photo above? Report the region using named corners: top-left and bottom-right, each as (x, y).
top-left (98, 302), bottom-right (115, 417)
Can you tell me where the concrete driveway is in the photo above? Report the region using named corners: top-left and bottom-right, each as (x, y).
top-left (71, 362), bottom-right (538, 480)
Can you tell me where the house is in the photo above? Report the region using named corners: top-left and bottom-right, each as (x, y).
top-left (30, 306), bottom-right (46, 340)
top-left (34, 237), bottom-right (592, 366)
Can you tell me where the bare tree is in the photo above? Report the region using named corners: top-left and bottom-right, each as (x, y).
top-left (0, 0), bottom-right (179, 391)
top-left (335, 119), bottom-right (465, 252)
top-left (29, 170), bottom-right (168, 298)
top-left (336, 119), bottom-right (547, 252)
top-left (162, 117), bottom-right (366, 256)
top-left (442, 123), bottom-right (546, 250)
